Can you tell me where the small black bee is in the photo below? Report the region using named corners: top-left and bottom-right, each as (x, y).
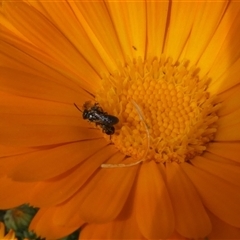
top-left (74, 102), bottom-right (119, 135)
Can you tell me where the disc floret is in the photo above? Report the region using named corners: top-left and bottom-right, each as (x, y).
top-left (97, 57), bottom-right (220, 165)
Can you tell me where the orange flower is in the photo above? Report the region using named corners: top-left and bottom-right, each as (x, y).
top-left (1, 1), bottom-right (240, 239)
top-left (0, 222), bottom-right (16, 240)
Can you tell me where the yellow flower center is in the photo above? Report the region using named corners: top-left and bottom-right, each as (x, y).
top-left (96, 56), bottom-right (220, 166)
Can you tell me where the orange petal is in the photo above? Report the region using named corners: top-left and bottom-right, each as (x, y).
top-left (164, 1), bottom-right (199, 61)
top-left (207, 210), bottom-right (240, 239)
top-left (9, 139), bottom-right (107, 181)
top-left (4, 230), bottom-right (16, 240)
top-left (208, 58), bottom-right (240, 95)
top-left (146, 1), bottom-right (169, 59)
top-left (217, 84), bottom-right (240, 116)
top-left (0, 6), bottom-right (30, 43)
top-left (33, 1), bottom-right (111, 73)
top-left (3, 1), bottom-right (100, 92)
top-left (29, 207), bottom-right (78, 239)
top-left (0, 67), bottom-right (87, 104)
top-left (207, 142), bottom-right (240, 163)
top-left (81, 222), bottom-right (143, 240)
top-left (0, 222), bottom-right (4, 237)
top-left (50, 197), bottom-right (80, 228)
top-left (168, 231), bottom-right (189, 240)
top-left (135, 161), bottom-right (174, 239)
top-left (203, 151), bottom-right (240, 165)
top-left (215, 123), bottom-right (240, 141)
top-left (207, 7), bottom-right (240, 93)
top-left (1, 109), bottom-right (88, 131)
top-left (0, 37), bottom-right (93, 101)
top-left (166, 162), bottom-right (211, 238)
top-left (53, 208), bottom-right (85, 229)
top-left (0, 176), bottom-right (34, 208)
top-left (183, 2), bottom-right (228, 65)
top-left (0, 144), bottom-right (34, 158)
top-left (197, 2), bottom-right (240, 78)
top-left (182, 162), bottom-right (240, 228)
top-left (69, 1), bottom-right (124, 71)
top-left (29, 145), bottom-right (120, 207)
top-left (0, 94), bottom-right (90, 129)
top-left (80, 191), bottom-right (144, 239)
top-left (78, 165), bottom-right (139, 223)
top-left (0, 121), bottom-right (100, 147)
top-left (105, 1), bottom-right (146, 59)
top-left (0, 89), bottom-right (102, 148)
top-left (51, 153), bottom-right (125, 224)
top-left (217, 108), bottom-right (240, 128)
top-left (192, 156), bottom-right (240, 187)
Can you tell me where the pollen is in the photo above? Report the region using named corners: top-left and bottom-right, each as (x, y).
top-left (96, 56), bottom-right (220, 165)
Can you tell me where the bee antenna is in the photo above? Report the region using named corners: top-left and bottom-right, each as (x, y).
top-left (101, 100), bottom-right (150, 168)
top-left (74, 103), bottom-right (82, 112)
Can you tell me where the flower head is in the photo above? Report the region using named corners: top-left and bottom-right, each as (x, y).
top-left (1, 1), bottom-right (240, 239)
top-left (3, 204), bottom-right (38, 239)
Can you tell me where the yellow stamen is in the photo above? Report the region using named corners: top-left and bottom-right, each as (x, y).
top-left (101, 100), bottom-right (150, 168)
